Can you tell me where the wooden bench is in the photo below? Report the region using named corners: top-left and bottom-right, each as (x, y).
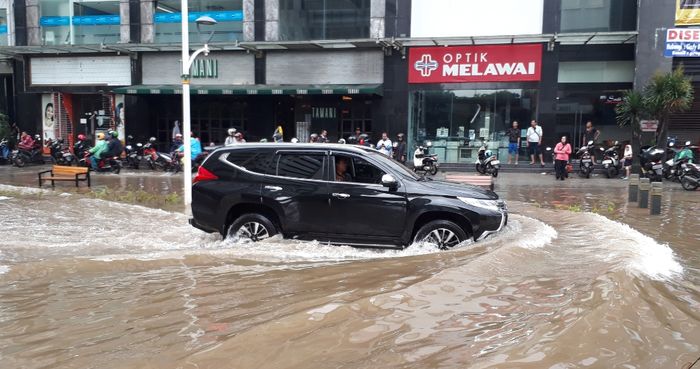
top-left (38, 165), bottom-right (91, 188)
top-left (444, 174), bottom-right (494, 191)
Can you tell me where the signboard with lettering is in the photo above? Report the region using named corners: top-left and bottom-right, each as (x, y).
top-left (664, 28), bottom-right (700, 57)
top-left (640, 120), bottom-right (659, 132)
top-left (408, 44), bottom-right (542, 83)
top-left (190, 59), bottom-right (218, 78)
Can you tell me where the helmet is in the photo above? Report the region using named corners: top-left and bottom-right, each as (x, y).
top-left (175, 133), bottom-right (183, 139)
top-left (97, 132), bottom-right (105, 140)
top-left (684, 140), bottom-right (692, 147)
top-left (77, 134), bottom-right (86, 141)
top-left (107, 130), bottom-right (115, 137)
top-left (259, 138), bottom-right (268, 143)
top-left (291, 138), bottom-right (299, 143)
top-left (338, 138), bottom-right (346, 144)
top-left (228, 128), bottom-right (236, 135)
top-left (149, 137), bottom-right (157, 143)
top-left (397, 133), bottom-right (405, 139)
top-left (485, 149), bottom-right (493, 158)
top-left (111, 131), bottom-right (119, 138)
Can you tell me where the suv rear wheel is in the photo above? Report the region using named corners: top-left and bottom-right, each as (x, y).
top-left (413, 220), bottom-right (468, 249)
top-left (227, 213), bottom-right (278, 242)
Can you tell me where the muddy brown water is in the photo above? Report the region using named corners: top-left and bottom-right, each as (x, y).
top-left (0, 168), bottom-right (699, 369)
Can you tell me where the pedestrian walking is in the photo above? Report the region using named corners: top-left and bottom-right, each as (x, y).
top-left (553, 135), bottom-right (572, 181)
top-left (527, 120), bottom-right (544, 167)
top-left (506, 121), bottom-right (520, 165)
top-left (272, 126), bottom-right (284, 143)
top-left (393, 133), bottom-right (407, 164)
top-left (376, 132), bottom-right (393, 156)
top-left (622, 144), bottom-right (633, 180)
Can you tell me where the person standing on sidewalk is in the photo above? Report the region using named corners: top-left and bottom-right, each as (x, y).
top-left (506, 121), bottom-right (520, 165)
top-left (376, 132), bottom-right (393, 156)
top-left (527, 120), bottom-right (544, 167)
top-left (581, 121), bottom-right (600, 164)
top-left (553, 135), bottom-right (572, 181)
top-left (622, 144), bottom-right (633, 180)
top-left (393, 133), bottom-right (407, 164)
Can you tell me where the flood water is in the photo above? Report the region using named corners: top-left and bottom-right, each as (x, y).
top-left (0, 172), bottom-right (698, 369)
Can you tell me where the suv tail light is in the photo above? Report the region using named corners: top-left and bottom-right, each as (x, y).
top-left (193, 166), bottom-right (219, 184)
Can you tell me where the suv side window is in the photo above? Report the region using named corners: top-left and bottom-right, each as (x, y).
top-left (334, 154), bottom-right (385, 184)
top-left (277, 153), bottom-right (326, 180)
top-left (226, 150), bottom-right (276, 175)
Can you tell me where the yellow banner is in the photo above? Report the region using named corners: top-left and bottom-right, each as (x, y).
top-left (676, 0), bottom-right (700, 26)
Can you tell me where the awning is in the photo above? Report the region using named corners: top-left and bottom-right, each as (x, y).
top-left (112, 84), bottom-right (383, 96)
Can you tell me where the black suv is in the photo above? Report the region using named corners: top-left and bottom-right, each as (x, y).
top-left (189, 144), bottom-right (507, 249)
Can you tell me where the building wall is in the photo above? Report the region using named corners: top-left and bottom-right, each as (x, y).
top-left (635, 0), bottom-right (675, 89)
top-left (141, 52), bottom-right (255, 85)
top-left (266, 50), bottom-right (384, 85)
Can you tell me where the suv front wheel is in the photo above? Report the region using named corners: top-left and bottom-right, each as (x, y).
top-left (227, 213), bottom-right (278, 242)
top-left (413, 220), bottom-right (468, 249)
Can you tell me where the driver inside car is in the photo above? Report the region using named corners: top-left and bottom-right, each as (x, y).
top-left (335, 157), bottom-right (353, 182)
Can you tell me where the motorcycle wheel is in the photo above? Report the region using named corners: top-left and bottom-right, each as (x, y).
top-left (13, 156), bottom-right (26, 167)
top-left (681, 177), bottom-right (699, 191)
top-left (148, 160), bottom-right (156, 171)
top-left (606, 167), bottom-right (616, 179)
top-left (663, 169), bottom-right (673, 180)
top-left (585, 168), bottom-right (591, 179)
top-left (430, 166), bottom-right (438, 176)
top-left (476, 163), bottom-right (485, 174)
top-left (492, 169), bottom-right (499, 178)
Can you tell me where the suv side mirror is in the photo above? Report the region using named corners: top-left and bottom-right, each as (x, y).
top-left (381, 174), bottom-right (398, 189)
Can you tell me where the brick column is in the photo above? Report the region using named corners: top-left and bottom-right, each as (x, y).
top-left (119, 0), bottom-right (130, 43)
top-left (242, 0), bottom-right (254, 42)
top-left (25, 0), bottom-right (40, 46)
top-left (140, 0), bottom-right (154, 43)
top-left (264, 0), bottom-right (279, 41)
top-left (370, 0), bottom-right (385, 39)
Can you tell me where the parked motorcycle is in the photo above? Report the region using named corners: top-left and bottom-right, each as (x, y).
top-left (475, 141), bottom-right (499, 177)
top-left (638, 145), bottom-right (665, 182)
top-left (680, 162), bottom-right (699, 191)
top-left (47, 138), bottom-right (75, 166)
top-left (11, 135), bottom-right (44, 167)
top-left (123, 139), bottom-right (144, 169)
top-left (664, 141), bottom-right (695, 182)
top-left (74, 136), bottom-right (91, 167)
top-left (600, 141), bottom-right (622, 178)
top-left (413, 141), bottom-right (439, 176)
top-left (0, 138), bottom-right (10, 165)
top-left (576, 140), bottom-right (596, 178)
top-left (143, 138), bottom-right (177, 171)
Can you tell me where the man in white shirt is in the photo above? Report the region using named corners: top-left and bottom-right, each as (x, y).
top-left (376, 132), bottom-right (393, 156)
top-left (527, 120), bottom-right (544, 167)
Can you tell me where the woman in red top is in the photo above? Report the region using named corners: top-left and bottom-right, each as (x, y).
top-left (553, 135), bottom-right (572, 181)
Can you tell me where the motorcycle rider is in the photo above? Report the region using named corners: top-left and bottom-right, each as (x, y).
top-left (676, 141), bottom-right (696, 163)
top-left (106, 130), bottom-right (123, 158)
top-left (176, 132), bottom-right (202, 161)
top-left (17, 131), bottom-right (35, 151)
top-left (225, 128), bottom-right (237, 146)
top-left (171, 133), bottom-right (184, 153)
top-left (393, 133), bottom-right (407, 164)
top-left (88, 132), bottom-right (108, 170)
top-left (234, 132), bottom-right (246, 144)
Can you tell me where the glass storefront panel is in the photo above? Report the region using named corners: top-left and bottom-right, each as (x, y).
top-left (554, 87), bottom-right (628, 146)
top-left (560, 0), bottom-right (637, 32)
top-left (411, 89), bottom-right (538, 164)
top-left (40, 0), bottom-right (120, 45)
top-left (154, 0), bottom-right (243, 43)
top-left (0, 8), bottom-right (7, 45)
top-left (279, 0), bottom-right (370, 41)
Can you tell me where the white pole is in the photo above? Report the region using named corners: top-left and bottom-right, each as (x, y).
top-left (181, 0), bottom-right (193, 208)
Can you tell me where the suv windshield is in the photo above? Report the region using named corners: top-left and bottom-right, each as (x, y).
top-left (365, 151), bottom-right (421, 180)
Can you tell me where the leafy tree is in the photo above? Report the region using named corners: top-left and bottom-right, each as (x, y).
top-left (643, 66), bottom-right (694, 150)
top-left (615, 89), bottom-right (644, 147)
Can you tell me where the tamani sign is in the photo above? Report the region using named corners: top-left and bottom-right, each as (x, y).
top-left (665, 28), bottom-right (700, 57)
top-left (408, 44), bottom-right (542, 84)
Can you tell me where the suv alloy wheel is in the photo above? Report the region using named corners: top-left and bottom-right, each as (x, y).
top-left (413, 220), bottom-right (468, 249)
top-left (227, 213), bottom-right (278, 242)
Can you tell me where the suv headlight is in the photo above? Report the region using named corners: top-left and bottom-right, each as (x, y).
top-left (458, 197), bottom-right (504, 212)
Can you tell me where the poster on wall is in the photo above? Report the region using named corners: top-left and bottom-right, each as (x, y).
top-left (676, 0), bottom-right (700, 26)
top-left (41, 94), bottom-right (56, 141)
top-left (665, 28), bottom-right (700, 57)
top-left (114, 94), bottom-right (126, 144)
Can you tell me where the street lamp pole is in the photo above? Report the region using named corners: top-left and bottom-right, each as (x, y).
top-left (180, 2), bottom-right (216, 209)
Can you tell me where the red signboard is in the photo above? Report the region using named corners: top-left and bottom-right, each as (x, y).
top-left (408, 44), bottom-right (543, 84)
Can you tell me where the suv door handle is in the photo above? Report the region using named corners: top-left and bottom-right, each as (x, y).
top-left (332, 192), bottom-right (350, 199)
top-left (264, 185), bottom-right (283, 192)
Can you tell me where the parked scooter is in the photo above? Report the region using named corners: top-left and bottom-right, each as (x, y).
top-left (600, 141), bottom-right (622, 178)
top-left (413, 141), bottom-right (439, 176)
top-left (680, 162), bottom-right (699, 191)
top-left (11, 135), bottom-right (44, 167)
top-left (74, 135), bottom-right (91, 167)
top-left (47, 138), bottom-right (75, 166)
top-left (576, 140), bottom-right (596, 178)
top-left (664, 141), bottom-right (695, 182)
top-left (638, 145), bottom-right (665, 182)
top-left (0, 138), bottom-right (10, 165)
top-left (123, 136), bottom-right (144, 169)
top-left (143, 137), bottom-right (174, 171)
top-left (475, 141), bottom-right (500, 177)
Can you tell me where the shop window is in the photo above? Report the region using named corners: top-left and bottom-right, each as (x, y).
top-left (410, 89), bottom-right (538, 164)
top-left (39, 0), bottom-right (121, 45)
top-left (154, 0), bottom-right (243, 43)
top-left (558, 61), bottom-right (634, 83)
top-left (279, 0), bottom-right (370, 41)
top-left (560, 0), bottom-right (637, 32)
